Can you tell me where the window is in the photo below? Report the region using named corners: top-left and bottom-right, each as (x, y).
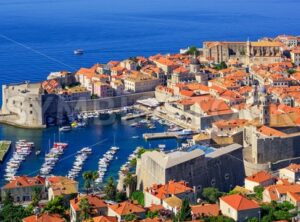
top-left (30, 111), bottom-right (33, 115)
top-left (225, 173), bottom-right (230, 180)
top-left (211, 179), bottom-right (216, 186)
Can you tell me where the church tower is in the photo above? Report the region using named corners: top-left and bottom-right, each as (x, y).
top-left (259, 87), bottom-right (271, 125)
top-left (189, 54), bottom-right (201, 74)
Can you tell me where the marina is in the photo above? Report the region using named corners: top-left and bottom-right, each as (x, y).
top-left (40, 142), bottom-right (68, 177)
top-left (67, 147), bottom-right (92, 179)
top-left (96, 145), bottom-right (119, 183)
top-left (0, 114), bottom-right (183, 188)
top-left (4, 140), bottom-right (34, 181)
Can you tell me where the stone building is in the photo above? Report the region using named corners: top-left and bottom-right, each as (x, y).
top-left (136, 143), bottom-right (245, 194)
top-left (219, 194), bottom-right (260, 222)
top-left (291, 49), bottom-right (300, 66)
top-left (1, 176), bottom-right (47, 202)
top-left (1, 82), bottom-right (44, 128)
top-left (203, 41), bottom-right (283, 65)
top-left (124, 73), bottom-right (160, 93)
top-left (70, 195), bottom-right (107, 222)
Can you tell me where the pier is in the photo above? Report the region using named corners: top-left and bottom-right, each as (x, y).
top-left (121, 112), bottom-right (150, 121)
top-left (0, 140), bottom-right (12, 162)
top-left (143, 132), bottom-right (181, 140)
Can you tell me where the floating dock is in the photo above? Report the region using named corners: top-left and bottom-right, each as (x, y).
top-left (0, 140), bottom-right (12, 162)
top-left (143, 132), bottom-right (181, 140)
top-left (121, 112), bottom-right (149, 121)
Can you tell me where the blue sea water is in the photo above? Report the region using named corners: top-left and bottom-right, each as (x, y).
top-left (1, 0), bottom-right (300, 187)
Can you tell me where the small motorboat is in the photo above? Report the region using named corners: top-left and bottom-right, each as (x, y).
top-left (74, 49), bottom-right (84, 55)
top-left (59, 126), bottom-right (72, 132)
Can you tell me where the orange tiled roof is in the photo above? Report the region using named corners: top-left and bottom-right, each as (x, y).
top-left (70, 195), bottom-right (107, 211)
top-left (257, 126), bottom-right (287, 137)
top-left (264, 184), bottom-right (300, 201)
top-left (213, 119), bottom-right (248, 129)
top-left (220, 194), bottom-right (259, 211)
top-left (174, 66), bottom-right (189, 74)
top-left (287, 192), bottom-right (300, 202)
top-left (196, 98), bottom-right (233, 116)
top-left (4, 176), bottom-right (45, 189)
top-left (180, 90), bottom-right (194, 97)
top-left (286, 163), bottom-right (300, 172)
top-left (47, 176), bottom-right (78, 196)
top-left (84, 216), bottom-right (117, 222)
top-left (191, 204), bottom-right (220, 217)
top-left (155, 57), bottom-right (176, 67)
top-left (145, 180), bottom-right (193, 200)
top-left (23, 214), bottom-right (64, 222)
top-left (148, 204), bottom-right (164, 212)
top-left (108, 201), bottom-right (145, 216)
top-left (245, 171), bottom-right (274, 184)
top-left (186, 83), bottom-right (209, 92)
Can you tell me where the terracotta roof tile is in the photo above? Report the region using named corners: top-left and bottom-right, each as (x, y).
top-left (70, 195), bottom-right (107, 211)
top-left (220, 194), bottom-right (259, 211)
top-left (145, 180), bottom-right (193, 200)
top-left (4, 176), bottom-right (45, 189)
top-left (23, 214), bottom-right (64, 222)
top-left (109, 201), bottom-right (145, 216)
top-left (191, 204), bottom-right (220, 217)
top-left (245, 171), bottom-right (274, 184)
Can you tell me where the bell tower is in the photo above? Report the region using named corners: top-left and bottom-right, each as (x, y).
top-left (259, 87), bottom-right (271, 125)
top-left (189, 54), bottom-right (201, 74)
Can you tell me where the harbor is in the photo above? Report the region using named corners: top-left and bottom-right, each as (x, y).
top-left (0, 111), bottom-right (185, 188)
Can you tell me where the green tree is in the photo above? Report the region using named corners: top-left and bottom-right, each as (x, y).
top-left (116, 191), bottom-right (127, 202)
top-left (185, 46), bottom-right (200, 56)
top-left (124, 173), bottom-right (137, 196)
top-left (79, 197), bottom-right (92, 221)
top-left (253, 185), bottom-right (264, 200)
top-left (146, 210), bottom-right (159, 219)
top-left (83, 171), bottom-right (98, 194)
top-left (104, 177), bottom-right (117, 201)
top-left (91, 171), bottom-right (99, 192)
top-left (43, 196), bottom-right (67, 216)
top-left (83, 171), bottom-right (93, 194)
top-left (130, 158), bottom-right (137, 167)
top-left (0, 192), bottom-right (32, 222)
top-left (202, 187), bottom-right (223, 203)
top-left (214, 61), bottom-right (228, 70)
top-left (124, 213), bottom-right (137, 221)
top-left (176, 198), bottom-right (191, 222)
top-left (287, 69), bottom-right (296, 75)
top-left (130, 191), bottom-right (144, 206)
top-left (31, 187), bottom-right (42, 207)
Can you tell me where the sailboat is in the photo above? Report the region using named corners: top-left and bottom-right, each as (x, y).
top-left (110, 134), bottom-right (119, 151)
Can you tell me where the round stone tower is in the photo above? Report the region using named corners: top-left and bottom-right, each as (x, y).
top-left (189, 54), bottom-right (201, 74)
